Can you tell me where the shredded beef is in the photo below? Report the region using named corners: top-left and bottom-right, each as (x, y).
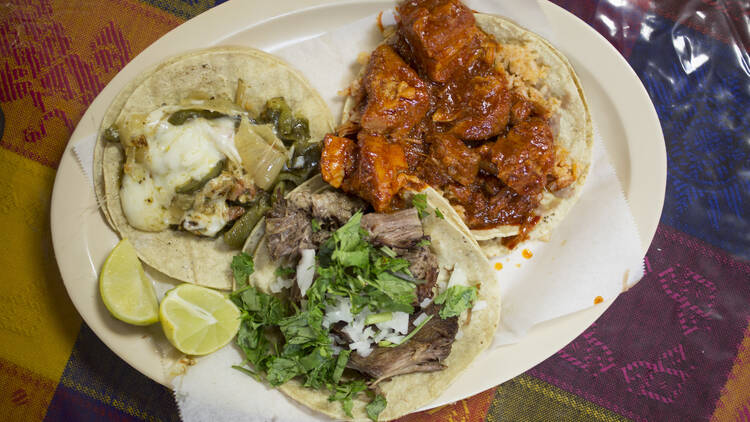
top-left (265, 199), bottom-right (313, 260)
top-left (310, 191), bottom-right (366, 225)
top-left (345, 304), bottom-right (458, 383)
top-left (397, 242), bottom-right (439, 302)
top-left (361, 208), bottom-right (424, 248)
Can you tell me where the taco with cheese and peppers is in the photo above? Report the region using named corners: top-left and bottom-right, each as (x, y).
top-left (94, 46), bottom-right (333, 290)
top-left (321, 0), bottom-right (593, 258)
top-left (231, 176), bottom-right (500, 421)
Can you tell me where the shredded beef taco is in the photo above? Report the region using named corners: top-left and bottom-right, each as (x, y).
top-left (95, 46), bottom-right (334, 290)
top-left (321, 0), bottom-right (593, 258)
top-left (231, 176), bottom-right (500, 420)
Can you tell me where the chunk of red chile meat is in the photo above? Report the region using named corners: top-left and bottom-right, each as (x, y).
top-left (320, 134), bottom-right (357, 189)
top-left (396, 0), bottom-right (478, 82)
top-left (421, 134), bottom-right (480, 187)
top-left (487, 117), bottom-right (555, 197)
top-left (509, 94), bottom-right (548, 125)
top-left (360, 44), bottom-right (430, 138)
top-left (435, 74), bottom-right (512, 141)
top-left (349, 133), bottom-right (413, 212)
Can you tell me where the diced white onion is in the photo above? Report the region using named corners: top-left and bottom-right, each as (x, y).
top-left (412, 312), bottom-right (429, 327)
top-left (473, 300), bottom-right (487, 311)
top-left (373, 327), bottom-right (394, 343)
top-left (375, 311), bottom-right (409, 335)
top-left (323, 297), bottom-right (420, 357)
top-left (383, 333), bottom-right (405, 344)
top-left (270, 276), bottom-right (294, 293)
top-left (419, 297), bottom-right (433, 309)
top-left (362, 326), bottom-right (375, 339)
top-left (447, 265), bottom-right (468, 288)
top-left (322, 296), bottom-right (353, 329)
top-left (349, 340), bottom-right (373, 357)
top-left (293, 156), bottom-right (305, 168)
top-left (342, 309), bottom-right (370, 344)
top-left (296, 249), bottom-right (316, 297)
top-left (329, 333), bottom-right (344, 355)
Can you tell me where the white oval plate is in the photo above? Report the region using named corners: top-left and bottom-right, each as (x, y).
top-left (50, 0), bottom-right (665, 412)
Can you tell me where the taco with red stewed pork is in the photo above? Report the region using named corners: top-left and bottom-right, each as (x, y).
top-left (322, 0), bottom-right (593, 258)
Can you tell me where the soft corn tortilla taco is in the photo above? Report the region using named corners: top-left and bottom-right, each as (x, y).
top-left (332, 3), bottom-right (593, 259)
top-left (95, 46), bottom-right (334, 290)
top-left (238, 176), bottom-right (500, 420)
top-left (470, 13), bottom-right (593, 257)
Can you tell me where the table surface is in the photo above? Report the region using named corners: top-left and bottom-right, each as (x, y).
top-left (1, 0), bottom-right (748, 421)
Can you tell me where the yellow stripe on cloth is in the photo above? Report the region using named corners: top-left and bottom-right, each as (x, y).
top-left (0, 357), bottom-right (57, 422)
top-left (486, 374), bottom-right (629, 422)
top-left (140, 0), bottom-right (219, 20)
top-left (0, 149), bottom-right (81, 381)
top-left (711, 321), bottom-right (750, 422)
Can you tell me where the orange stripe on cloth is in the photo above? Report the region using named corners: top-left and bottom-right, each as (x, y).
top-left (711, 321), bottom-right (750, 422)
top-left (396, 387), bottom-right (497, 422)
top-left (0, 0), bottom-right (182, 168)
top-left (0, 357), bottom-right (57, 422)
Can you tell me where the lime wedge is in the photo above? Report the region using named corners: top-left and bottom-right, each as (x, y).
top-left (159, 284), bottom-right (240, 355)
top-left (99, 239), bottom-right (159, 326)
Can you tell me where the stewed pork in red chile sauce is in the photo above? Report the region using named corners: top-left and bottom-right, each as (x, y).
top-left (321, 0), bottom-right (575, 246)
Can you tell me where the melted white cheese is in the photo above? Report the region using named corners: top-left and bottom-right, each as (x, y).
top-left (119, 108), bottom-right (242, 232)
top-left (120, 172), bottom-right (166, 230)
top-left (181, 199), bottom-right (229, 236)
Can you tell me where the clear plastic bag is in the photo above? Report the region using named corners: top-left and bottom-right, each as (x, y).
top-left (525, 2), bottom-right (750, 421)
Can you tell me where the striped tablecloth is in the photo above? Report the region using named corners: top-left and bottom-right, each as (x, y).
top-left (1, 0), bottom-right (748, 420)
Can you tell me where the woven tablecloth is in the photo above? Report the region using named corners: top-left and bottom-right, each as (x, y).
top-left (1, 0), bottom-right (748, 420)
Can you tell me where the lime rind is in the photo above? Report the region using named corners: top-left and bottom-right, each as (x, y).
top-left (159, 284), bottom-right (240, 355)
top-left (99, 239), bottom-right (159, 326)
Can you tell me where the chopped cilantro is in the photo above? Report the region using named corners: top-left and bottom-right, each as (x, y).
top-left (266, 357), bottom-right (304, 386)
top-left (365, 312), bottom-right (392, 325)
top-left (231, 253), bottom-right (255, 286)
top-left (231, 364), bottom-right (260, 381)
top-left (331, 350), bottom-right (350, 383)
top-left (366, 394), bottom-right (387, 421)
top-left (369, 272), bottom-right (416, 313)
top-left (229, 284), bottom-right (289, 372)
top-left (434, 285), bottom-right (478, 318)
top-left (334, 212), bottom-right (364, 251)
top-left (411, 193), bottom-right (428, 219)
top-left (434, 208), bottom-right (445, 219)
top-left (311, 218), bottom-right (322, 232)
top-left (380, 245), bottom-right (397, 258)
top-left (274, 266), bottom-right (296, 278)
top-left (328, 380), bottom-right (369, 417)
top-left (230, 213), bottom-right (415, 416)
top-left (417, 239), bottom-right (431, 247)
top-left (333, 248), bottom-right (369, 268)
